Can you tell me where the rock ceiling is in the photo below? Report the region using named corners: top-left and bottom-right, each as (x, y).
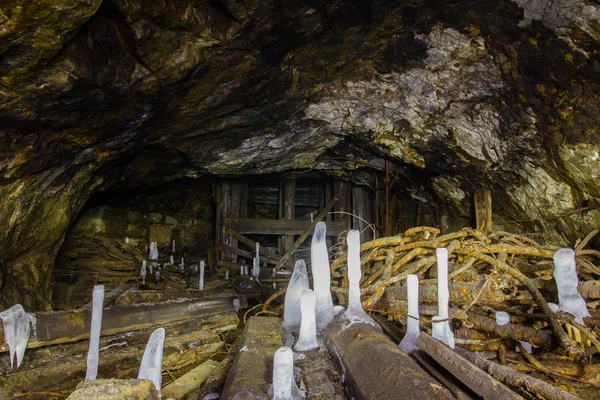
top-left (0, 0), bottom-right (599, 309)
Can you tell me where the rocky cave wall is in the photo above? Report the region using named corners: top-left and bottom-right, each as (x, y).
top-left (1, 0), bottom-right (599, 310)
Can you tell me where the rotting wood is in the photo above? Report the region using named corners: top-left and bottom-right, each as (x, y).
top-left (220, 244), bottom-right (280, 265)
top-left (325, 318), bottom-right (453, 399)
top-left (0, 312), bottom-right (238, 394)
top-left (224, 218), bottom-right (347, 236)
top-left (114, 289), bottom-right (241, 307)
top-left (0, 295), bottom-right (246, 352)
top-left (226, 228), bottom-right (294, 268)
top-left (273, 196), bottom-right (339, 271)
top-left (221, 317), bottom-right (283, 400)
top-left (283, 178), bottom-right (295, 254)
top-left (416, 333), bottom-right (523, 400)
top-left (466, 311), bottom-right (554, 349)
top-left (474, 190), bottom-right (493, 233)
top-left (81, 284), bottom-right (134, 309)
top-left (377, 281), bottom-right (505, 305)
top-left (455, 347), bottom-right (582, 400)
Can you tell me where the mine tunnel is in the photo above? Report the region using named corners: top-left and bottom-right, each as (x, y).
top-left (1, 0), bottom-right (600, 398)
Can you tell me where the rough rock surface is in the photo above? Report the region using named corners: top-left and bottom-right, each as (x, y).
top-left (1, 0), bottom-right (599, 309)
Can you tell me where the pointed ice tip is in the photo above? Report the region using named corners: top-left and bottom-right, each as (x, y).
top-left (314, 221), bottom-right (326, 242)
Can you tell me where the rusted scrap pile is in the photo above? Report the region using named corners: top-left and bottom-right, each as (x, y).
top-left (330, 227), bottom-right (600, 396)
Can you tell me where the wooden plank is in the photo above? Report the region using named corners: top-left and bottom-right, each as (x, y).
top-left (333, 180), bottom-right (350, 228)
top-left (273, 196), bottom-right (339, 270)
top-left (416, 333), bottom-right (522, 400)
top-left (226, 229), bottom-right (294, 268)
top-left (474, 189), bottom-right (493, 233)
top-left (220, 245), bottom-right (280, 265)
top-left (0, 294), bottom-right (246, 352)
top-left (221, 317), bottom-right (283, 399)
top-left (283, 178), bottom-right (296, 254)
top-left (326, 318), bottom-right (453, 399)
top-left (352, 185), bottom-right (374, 242)
top-left (224, 218), bottom-right (347, 236)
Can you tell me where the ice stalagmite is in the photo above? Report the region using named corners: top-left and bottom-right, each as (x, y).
top-left (399, 275), bottom-right (420, 353)
top-left (155, 271), bottom-right (160, 284)
top-left (554, 248), bottom-right (590, 324)
top-left (172, 239), bottom-right (176, 254)
top-left (432, 248), bottom-right (455, 348)
top-left (199, 261), bottom-right (205, 290)
top-left (140, 261), bottom-right (147, 285)
top-left (294, 289), bottom-right (318, 351)
top-left (138, 327), bottom-right (165, 390)
top-left (0, 304), bottom-right (36, 368)
top-left (312, 222), bottom-right (334, 332)
top-left (496, 311), bottom-right (532, 353)
top-left (225, 270), bottom-right (229, 280)
top-left (149, 242), bottom-right (158, 260)
top-left (272, 346), bottom-right (303, 400)
top-left (256, 242), bottom-right (260, 272)
top-left (85, 285), bottom-right (105, 380)
top-left (344, 230), bottom-right (377, 326)
top-left (283, 260), bottom-right (309, 332)
top-left (170, 255), bottom-right (174, 265)
top-left (180, 258), bottom-right (185, 270)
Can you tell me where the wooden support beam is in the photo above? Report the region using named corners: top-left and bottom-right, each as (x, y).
top-left (325, 318), bottom-right (453, 399)
top-left (283, 178), bottom-right (296, 254)
top-left (273, 196), bottom-right (339, 271)
top-left (224, 218), bottom-right (347, 236)
top-left (474, 190), bottom-right (493, 233)
top-left (0, 294), bottom-right (246, 352)
top-left (226, 229), bottom-right (294, 268)
top-left (220, 245), bottom-right (280, 265)
top-left (416, 333), bottom-right (522, 399)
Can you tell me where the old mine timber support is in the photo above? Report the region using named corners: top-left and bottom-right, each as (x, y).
top-left (416, 333), bottom-right (522, 399)
top-left (221, 317), bottom-right (346, 399)
top-left (0, 293), bottom-right (247, 351)
top-left (325, 318), bottom-right (453, 399)
top-left (221, 317), bottom-right (283, 399)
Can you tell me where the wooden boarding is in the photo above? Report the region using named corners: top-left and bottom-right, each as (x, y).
top-left (224, 218), bottom-right (347, 236)
top-left (416, 333), bottom-right (523, 399)
top-left (0, 294), bottom-right (246, 352)
top-left (221, 317), bottom-right (283, 399)
top-left (226, 228), bottom-right (294, 268)
top-left (325, 318), bottom-right (453, 399)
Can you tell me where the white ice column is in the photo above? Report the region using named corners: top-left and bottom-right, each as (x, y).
top-left (312, 222), bottom-right (334, 332)
top-left (294, 289), bottom-right (318, 351)
top-left (0, 304), bottom-right (36, 368)
top-left (85, 285), bottom-right (105, 380)
top-left (199, 261), bottom-right (205, 290)
top-left (344, 230), bottom-right (377, 325)
top-left (138, 327), bottom-right (165, 390)
top-left (554, 248), bottom-right (590, 324)
top-left (399, 274), bottom-right (420, 353)
top-left (283, 260), bottom-right (309, 332)
top-left (432, 248), bottom-right (455, 348)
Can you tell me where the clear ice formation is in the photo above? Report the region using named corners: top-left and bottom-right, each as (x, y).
top-left (344, 230), bottom-right (377, 326)
top-left (180, 258), bottom-right (185, 270)
top-left (155, 271), bottom-right (160, 284)
top-left (294, 289), bottom-right (319, 352)
top-left (149, 242), bottom-right (158, 260)
top-left (0, 304), bottom-right (36, 368)
top-left (125, 237), bottom-right (129, 244)
top-left (553, 248), bottom-right (590, 324)
top-left (254, 242), bottom-right (261, 278)
top-left (311, 222), bottom-right (334, 332)
top-left (495, 311), bottom-right (510, 326)
top-left (283, 260), bottom-right (309, 333)
top-left (399, 274), bottom-right (420, 353)
top-left (86, 285), bottom-right (105, 380)
top-left (170, 255), bottom-right (174, 265)
top-left (172, 239), bottom-right (176, 254)
top-left (272, 346), bottom-right (303, 400)
top-left (497, 311), bottom-right (533, 353)
top-left (548, 302), bottom-right (560, 313)
top-left (138, 327), bottom-right (165, 390)
top-left (199, 261), bottom-right (205, 290)
top-left (140, 261), bottom-right (147, 285)
top-left (225, 270), bottom-right (229, 280)
top-left (432, 248), bottom-right (455, 348)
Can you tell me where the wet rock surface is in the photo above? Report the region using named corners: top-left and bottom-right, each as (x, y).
top-left (1, 0), bottom-right (599, 309)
